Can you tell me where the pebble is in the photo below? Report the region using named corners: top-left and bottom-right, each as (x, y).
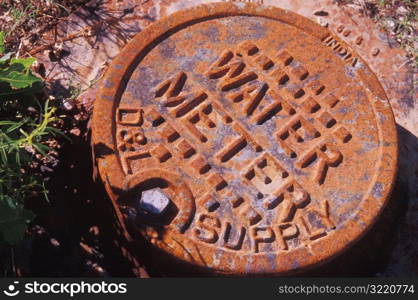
top-left (50, 238), bottom-right (60, 247)
top-left (89, 226), bottom-right (100, 236)
top-left (396, 6), bottom-right (409, 15)
top-left (385, 19), bottom-right (395, 30)
top-left (63, 100), bottom-right (74, 111)
top-left (70, 128), bottom-right (81, 136)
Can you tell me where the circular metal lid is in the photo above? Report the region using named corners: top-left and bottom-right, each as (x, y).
top-left (93, 2), bottom-right (398, 275)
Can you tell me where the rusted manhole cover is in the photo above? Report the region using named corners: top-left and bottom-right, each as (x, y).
top-left (93, 2), bottom-right (398, 275)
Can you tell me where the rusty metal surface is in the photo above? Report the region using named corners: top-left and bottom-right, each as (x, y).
top-left (36, 0), bottom-right (416, 132)
top-left (92, 2), bottom-right (398, 275)
top-left (34, 0), bottom-right (417, 276)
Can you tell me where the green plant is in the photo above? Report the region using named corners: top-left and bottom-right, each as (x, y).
top-left (0, 33), bottom-right (42, 97)
top-left (0, 31), bottom-right (64, 245)
top-left (0, 100), bottom-right (63, 245)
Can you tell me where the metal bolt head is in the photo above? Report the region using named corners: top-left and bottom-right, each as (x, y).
top-left (139, 188), bottom-right (171, 215)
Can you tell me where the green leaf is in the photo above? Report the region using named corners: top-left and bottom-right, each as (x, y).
top-left (5, 196), bottom-right (17, 209)
top-left (32, 143), bottom-right (49, 156)
top-left (45, 126), bottom-right (63, 135)
top-left (0, 70), bottom-right (41, 89)
top-left (46, 126), bottom-right (70, 141)
top-left (0, 32), bottom-right (4, 54)
top-left (0, 147), bottom-right (7, 164)
top-left (19, 128), bottom-right (29, 138)
top-left (0, 121), bottom-right (20, 126)
top-left (0, 52), bottom-right (12, 62)
top-left (0, 200), bottom-right (34, 224)
top-left (15, 151), bottom-right (21, 166)
top-left (6, 121), bottom-right (25, 133)
top-left (0, 81), bottom-right (44, 98)
top-left (1, 222), bottom-right (27, 245)
top-left (11, 57), bottom-right (36, 70)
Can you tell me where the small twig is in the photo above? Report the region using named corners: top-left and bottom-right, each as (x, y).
top-left (15, 41), bottom-right (23, 59)
top-left (28, 25), bottom-right (95, 55)
top-left (395, 57), bottom-right (412, 71)
top-left (357, 0), bottom-right (369, 17)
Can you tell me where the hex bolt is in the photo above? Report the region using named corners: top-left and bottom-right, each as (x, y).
top-left (139, 188), bottom-right (171, 215)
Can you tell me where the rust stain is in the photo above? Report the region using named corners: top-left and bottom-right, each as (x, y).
top-left (92, 2), bottom-right (398, 275)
